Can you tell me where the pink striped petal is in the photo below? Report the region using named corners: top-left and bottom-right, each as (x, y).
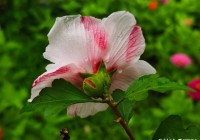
top-left (109, 60), bottom-right (156, 93)
top-left (67, 102), bottom-right (108, 118)
top-left (102, 11), bottom-right (145, 70)
top-left (81, 16), bottom-right (107, 73)
top-left (126, 26), bottom-right (145, 62)
top-left (81, 16), bottom-right (107, 51)
top-left (30, 64), bottom-right (83, 101)
top-left (44, 15), bottom-right (107, 73)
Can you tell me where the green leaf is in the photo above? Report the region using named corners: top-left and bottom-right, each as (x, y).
top-left (0, 29), bottom-right (5, 45)
top-left (153, 115), bottom-right (200, 140)
top-left (112, 90), bottom-right (134, 123)
top-left (23, 79), bottom-right (94, 116)
top-left (125, 74), bottom-right (190, 101)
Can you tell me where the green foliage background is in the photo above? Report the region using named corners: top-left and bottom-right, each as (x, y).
top-left (0, 0), bottom-right (200, 139)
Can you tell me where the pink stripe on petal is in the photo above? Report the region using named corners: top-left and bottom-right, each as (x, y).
top-left (92, 60), bottom-right (101, 73)
top-left (126, 26), bottom-right (145, 62)
top-left (32, 66), bottom-right (70, 88)
top-left (81, 16), bottom-right (107, 50)
top-left (30, 64), bottom-right (84, 100)
top-left (96, 29), bottom-right (107, 50)
top-left (81, 16), bottom-right (107, 73)
top-left (81, 16), bottom-right (92, 30)
top-left (107, 66), bottom-right (117, 73)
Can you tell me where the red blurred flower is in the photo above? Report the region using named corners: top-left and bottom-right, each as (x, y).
top-left (148, 1), bottom-right (158, 10)
top-left (184, 19), bottom-right (192, 26)
top-left (0, 128), bottom-right (2, 140)
top-left (170, 53), bottom-right (191, 67)
top-left (187, 79), bottom-right (200, 101)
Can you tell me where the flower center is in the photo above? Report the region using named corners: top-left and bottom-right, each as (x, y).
top-left (177, 59), bottom-right (185, 65)
top-left (82, 61), bottom-right (112, 97)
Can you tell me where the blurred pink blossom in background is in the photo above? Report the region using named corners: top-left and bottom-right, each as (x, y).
top-left (187, 79), bottom-right (200, 101)
top-left (170, 53), bottom-right (191, 67)
top-left (161, 0), bottom-right (169, 4)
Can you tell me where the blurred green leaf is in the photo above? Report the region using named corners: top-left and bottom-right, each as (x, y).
top-left (153, 115), bottom-right (200, 139)
top-left (61, 1), bottom-right (81, 12)
top-left (161, 91), bottom-right (193, 115)
top-left (125, 74), bottom-right (190, 101)
top-left (0, 29), bottom-right (5, 45)
top-left (0, 82), bottom-right (27, 112)
top-left (23, 79), bottom-right (94, 116)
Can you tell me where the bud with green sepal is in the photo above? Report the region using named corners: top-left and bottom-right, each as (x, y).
top-left (82, 61), bottom-right (112, 98)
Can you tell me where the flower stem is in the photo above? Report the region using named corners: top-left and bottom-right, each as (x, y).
top-left (105, 97), bottom-right (135, 140)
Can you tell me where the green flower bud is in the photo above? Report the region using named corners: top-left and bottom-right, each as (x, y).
top-left (82, 61), bottom-right (111, 98)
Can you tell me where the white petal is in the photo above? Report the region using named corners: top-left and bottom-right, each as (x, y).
top-left (109, 60), bottom-right (156, 93)
top-left (67, 102), bottom-right (108, 118)
top-left (44, 15), bottom-right (107, 73)
top-left (102, 11), bottom-right (145, 70)
top-left (44, 15), bottom-right (88, 66)
top-left (30, 64), bottom-right (83, 101)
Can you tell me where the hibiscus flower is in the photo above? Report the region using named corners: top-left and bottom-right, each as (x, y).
top-left (29, 11), bottom-right (156, 118)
